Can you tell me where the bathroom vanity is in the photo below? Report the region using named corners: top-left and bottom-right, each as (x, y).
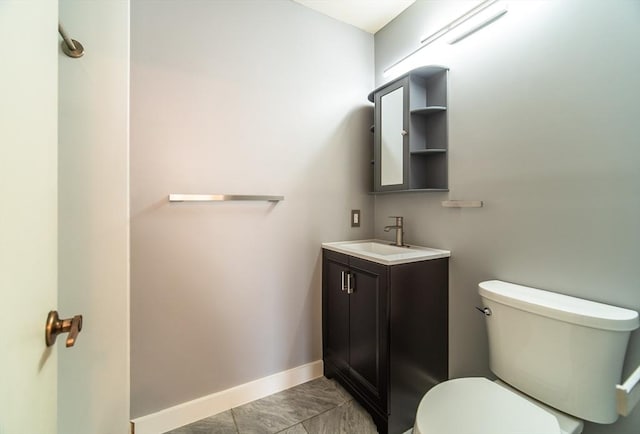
top-left (321, 240), bottom-right (450, 434)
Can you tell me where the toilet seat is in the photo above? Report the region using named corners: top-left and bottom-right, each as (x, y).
top-left (414, 378), bottom-right (563, 434)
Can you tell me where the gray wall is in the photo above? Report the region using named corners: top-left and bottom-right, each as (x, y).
top-left (130, 0), bottom-right (374, 417)
top-left (374, 1), bottom-right (640, 433)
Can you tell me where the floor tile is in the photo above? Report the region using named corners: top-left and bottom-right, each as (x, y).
top-left (326, 378), bottom-right (351, 403)
top-left (163, 410), bottom-right (238, 434)
top-left (232, 377), bottom-right (347, 434)
top-left (302, 400), bottom-right (377, 434)
top-left (275, 424), bottom-right (308, 434)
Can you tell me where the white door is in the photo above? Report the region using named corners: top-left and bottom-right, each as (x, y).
top-left (1, 2), bottom-right (130, 433)
top-left (0, 1), bottom-right (59, 433)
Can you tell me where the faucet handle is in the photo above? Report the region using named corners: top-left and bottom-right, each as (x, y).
top-left (388, 216), bottom-right (403, 224)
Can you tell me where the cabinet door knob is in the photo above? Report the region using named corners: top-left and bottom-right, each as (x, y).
top-left (400, 130), bottom-right (408, 136)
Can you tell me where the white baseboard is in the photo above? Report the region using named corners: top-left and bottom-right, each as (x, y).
top-left (131, 360), bottom-right (324, 434)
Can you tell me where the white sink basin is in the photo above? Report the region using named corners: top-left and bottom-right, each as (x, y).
top-left (322, 239), bottom-right (450, 266)
top-left (339, 242), bottom-right (414, 255)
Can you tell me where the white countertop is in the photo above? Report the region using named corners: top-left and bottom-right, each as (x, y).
top-left (322, 239), bottom-right (450, 266)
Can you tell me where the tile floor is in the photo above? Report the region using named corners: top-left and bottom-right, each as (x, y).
top-left (163, 377), bottom-right (379, 434)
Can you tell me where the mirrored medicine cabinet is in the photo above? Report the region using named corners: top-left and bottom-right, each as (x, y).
top-left (369, 65), bottom-right (449, 193)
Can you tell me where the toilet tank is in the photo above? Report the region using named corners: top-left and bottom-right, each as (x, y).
top-left (479, 280), bottom-right (639, 424)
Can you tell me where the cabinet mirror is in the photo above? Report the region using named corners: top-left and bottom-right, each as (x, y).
top-left (380, 86), bottom-right (404, 186)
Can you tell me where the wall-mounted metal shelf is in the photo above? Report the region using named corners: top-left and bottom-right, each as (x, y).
top-left (441, 200), bottom-right (483, 208)
top-left (169, 194), bottom-right (284, 203)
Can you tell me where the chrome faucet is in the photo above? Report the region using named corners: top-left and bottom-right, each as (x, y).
top-left (383, 216), bottom-right (405, 246)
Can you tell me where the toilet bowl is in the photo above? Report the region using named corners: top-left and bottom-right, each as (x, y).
top-left (412, 280), bottom-right (639, 434)
top-left (413, 378), bottom-right (583, 434)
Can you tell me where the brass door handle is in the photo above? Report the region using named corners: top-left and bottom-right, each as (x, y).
top-left (45, 310), bottom-right (83, 348)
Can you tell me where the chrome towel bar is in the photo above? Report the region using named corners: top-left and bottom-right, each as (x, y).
top-left (168, 194), bottom-right (284, 203)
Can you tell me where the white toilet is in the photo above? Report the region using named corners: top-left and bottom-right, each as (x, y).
top-left (414, 280), bottom-right (640, 434)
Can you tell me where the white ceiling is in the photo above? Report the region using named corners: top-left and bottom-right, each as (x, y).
top-left (292, 0), bottom-right (416, 34)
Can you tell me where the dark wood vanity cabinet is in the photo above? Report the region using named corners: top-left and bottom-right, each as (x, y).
top-left (322, 249), bottom-right (448, 434)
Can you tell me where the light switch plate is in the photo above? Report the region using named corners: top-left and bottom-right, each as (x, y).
top-left (351, 210), bottom-right (360, 227)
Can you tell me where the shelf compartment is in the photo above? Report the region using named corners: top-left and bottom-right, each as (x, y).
top-left (409, 111), bottom-right (447, 152)
top-left (409, 152), bottom-right (447, 190)
top-left (409, 72), bottom-right (447, 109)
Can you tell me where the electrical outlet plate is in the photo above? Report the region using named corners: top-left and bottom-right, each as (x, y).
top-left (351, 210), bottom-right (361, 227)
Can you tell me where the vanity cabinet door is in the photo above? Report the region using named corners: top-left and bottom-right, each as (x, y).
top-left (349, 258), bottom-right (389, 412)
top-left (323, 253), bottom-right (351, 378)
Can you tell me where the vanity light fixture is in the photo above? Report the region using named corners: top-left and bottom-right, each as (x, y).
top-left (419, 0), bottom-right (507, 46)
top-left (383, 0), bottom-right (508, 78)
top-left (445, 2), bottom-right (508, 45)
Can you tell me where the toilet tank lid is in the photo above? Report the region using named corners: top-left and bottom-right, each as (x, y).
top-left (479, 280), bottom-right (639, 331)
